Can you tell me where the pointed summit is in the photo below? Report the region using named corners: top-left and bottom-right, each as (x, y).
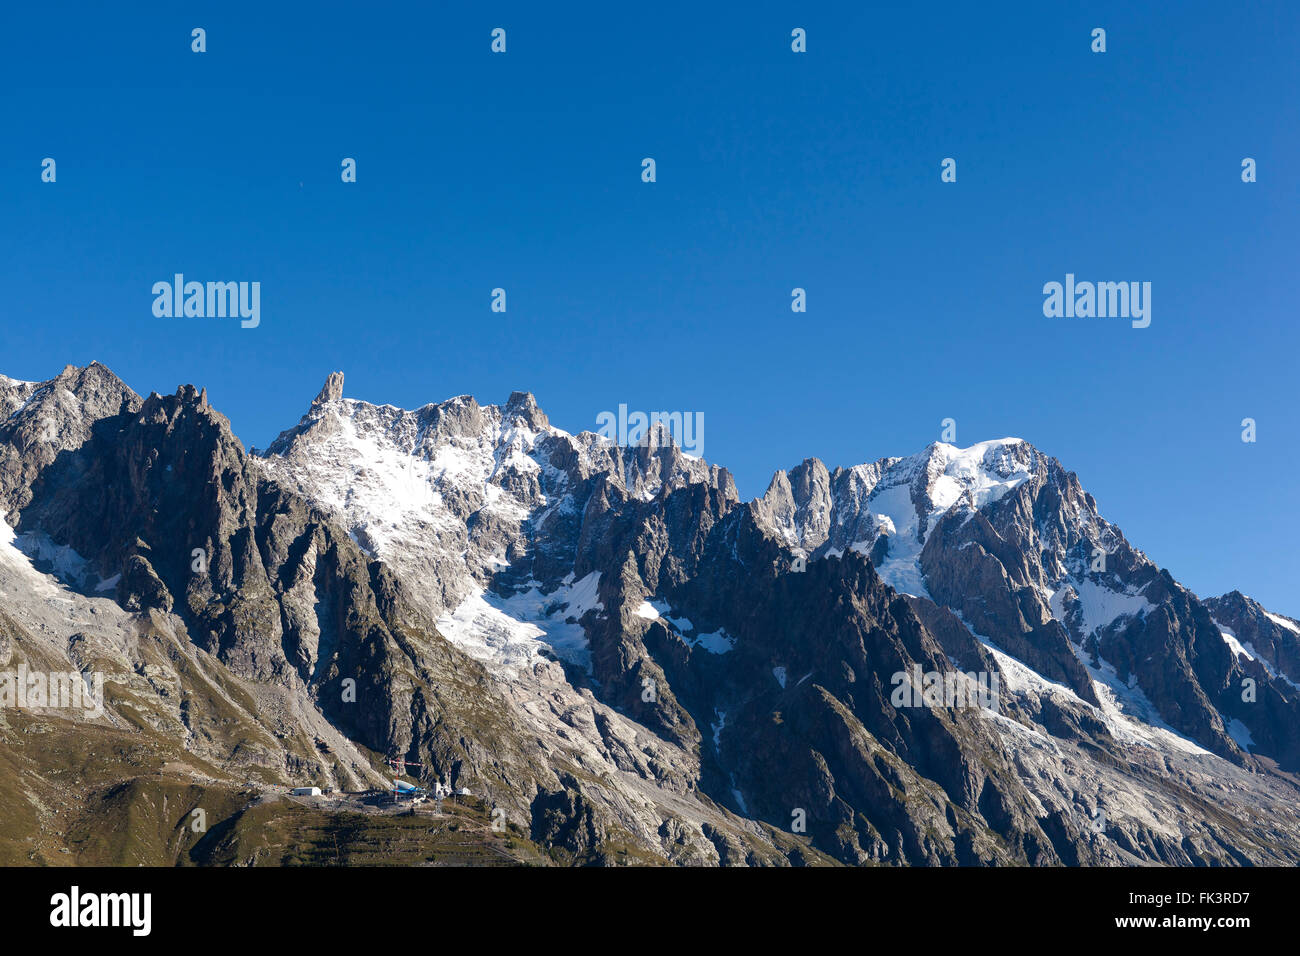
top-left (313, 371), bottom-right (345, 407)
top-left (504, 390), bottom-right (549, 430)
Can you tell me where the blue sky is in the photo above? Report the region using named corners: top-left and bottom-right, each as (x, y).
top-left (1, 2), bottom-right (1297, 614)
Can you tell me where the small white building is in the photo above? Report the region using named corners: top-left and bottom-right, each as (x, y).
top-left (291, 787), bottom-right (323, 797)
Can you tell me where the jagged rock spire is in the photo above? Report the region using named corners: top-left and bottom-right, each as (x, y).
top-left (313, 371), bottom-right (345, 407)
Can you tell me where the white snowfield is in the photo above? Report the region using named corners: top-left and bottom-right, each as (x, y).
top-left (435, 572), bottom-right (602, 675)
top-left (1060, 578), bottom-right (1155, 638)
top-left (1266, 612), bottom-right (1300, 635)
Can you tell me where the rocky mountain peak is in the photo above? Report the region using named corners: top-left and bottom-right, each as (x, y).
top-left (313, 371), bottom-right (345, 407)
top-left (753, 457), bottom-right (833, 550)
top-left (504, 390), bottom-right (549, 431)
top-left (0, 363), bottom-right (142, 519)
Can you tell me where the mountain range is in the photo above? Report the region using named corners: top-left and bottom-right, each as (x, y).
top-left (2, 361), bottom-right (1299, 866)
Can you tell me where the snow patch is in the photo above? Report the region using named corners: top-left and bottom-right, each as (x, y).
top-left (436, 573), bottom-right (602, 676)
top-left (711, 709), bottom-right (726, 750)
top-left (633, 601), bottom-right (660, 621)
top-left (1214, 620), bottom-right (1255, 662)
top-left (1051, 578), bottom-right (1154, 638)
top-left (1265, 612), bottom-right (1300, 635)
top-left (1226, 718), bottom-right (1255, 751)
top-left (689, 628), bottom-right (735, 655)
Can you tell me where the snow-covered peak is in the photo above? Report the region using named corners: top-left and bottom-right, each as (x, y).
top-left (840, 440), bottom-right (1030, 597)
top-left (755, 437), bottom-right (1040, 581)
top-left (891, 437), bottom-right (1036, 515)
top-left (254, 374), bottom-right (730, 623)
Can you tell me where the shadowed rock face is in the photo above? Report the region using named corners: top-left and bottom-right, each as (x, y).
top-left (3, 364), bottom-right (1300, 866)
top-left (1201, 591), bottom-right (1300, 768)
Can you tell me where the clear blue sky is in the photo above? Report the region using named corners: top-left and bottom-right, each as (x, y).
top-left (1, 2), bottom-right (1296, 614)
